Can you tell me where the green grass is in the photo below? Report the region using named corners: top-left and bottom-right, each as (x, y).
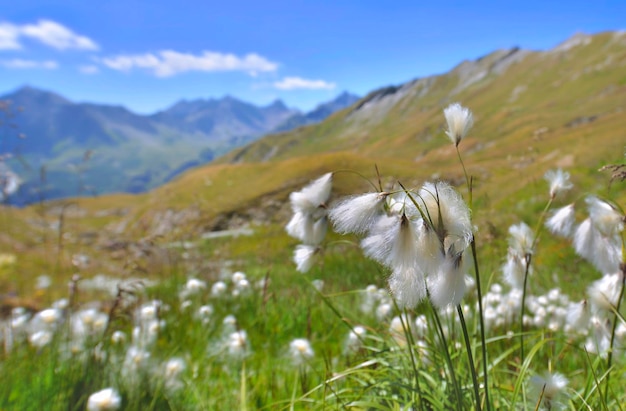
top-left (1, 203), bottom-right (625, 410)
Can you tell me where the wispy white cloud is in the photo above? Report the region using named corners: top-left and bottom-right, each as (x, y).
top-left (0, 19), bottom-right (98, 51)
top-left (0, 59), bottom-right (58, 69)
top-left (0, 23), bottom-right (21, 50)
top-left (273, 76), bottom-right (336, 90)
top-left (79, 64), bottom-right (99, 74)
top-left (100, 50), bottom-right (278, 77)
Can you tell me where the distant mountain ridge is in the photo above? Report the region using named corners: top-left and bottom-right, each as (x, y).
top-left (271, 92), bottom-right (360, 132)
top-left (0, 86), bottom-right (359, 205)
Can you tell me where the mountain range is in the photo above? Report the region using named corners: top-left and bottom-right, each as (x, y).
top-left (0, 87), bottom-right (359, 205)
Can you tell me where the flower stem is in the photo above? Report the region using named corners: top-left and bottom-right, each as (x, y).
top-left (456, 146), bottom-right (472, 206)
top-left (520, 253), bottom-right (532, 364)
top-left (604, 263), bottom-right (626, 405)
top-left (521, 197), bottom-right (554, 363)
top-left (400, 308), bottom-right (426, 411)
top-left (470, 239), bottom-right (492, 411)
top-left (430, 303), bottom-right (464, 411)
top-left (456, 144), bottom-right (491, 410)
top-left (457, 304), bottom-right (482, 411)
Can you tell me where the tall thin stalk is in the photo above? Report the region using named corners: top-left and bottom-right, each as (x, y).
top-left (604, 263), bottom-right (626, 405)
top-left (457, 145), bottom-right (491, 410)
top-left (400, 308), bottom-right (426, 411)
top-left (430, 303), bottom-right (463, 411)
top-left (457, 304), bottom-right (482, 411)
top-left (520, 197), bottom-right (553, 363)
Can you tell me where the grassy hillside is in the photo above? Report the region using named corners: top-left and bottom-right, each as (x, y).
top-left (0, 31), bottom-right (625, 300)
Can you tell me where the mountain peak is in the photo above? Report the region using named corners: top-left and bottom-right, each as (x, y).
top-left (265, 99), bottom-right (289, 111)
top-left (3, 85), bottom-right (71, 106)
top-left (552, 32), bottom-right (592, 52)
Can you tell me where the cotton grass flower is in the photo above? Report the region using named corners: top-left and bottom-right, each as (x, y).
top-left (288, 173), bottom-right (333, 216)
top-left (416, 181), bottom-right (473, 252)
top-left (545, 204), bottom-right (576, 238)
top-left (293, 244), bottom-right (320, 273)
top-left (564, 300), bottom-right (590, 334)
top-left (530, 372), bottom-right (569, 410)
top-left (111, 330), bottom-right (126, 345)
top-left (350, 181), bottom-right (473, 308)
top-left (502, 250), bottom-right (531, 290)
top-left (180, 278), bottom-right (206, 299)
top-left (427, 253), bottom-right (469, 309)
top-left (344, 325), bottom-right (367, 353)
top-left (508, 222), bottom-right (534, 256)
top-left (573, 218), bottom-right (622, 274)
top-left (329, 192), bottom-right (389, 235)
top-left (443, 103), bottom-right (474, 146)
top-left (211, 281), bottom-right (227, 297)
top-left (586, 196), bottom-right (624, 236)
top-left (289, 338), bottom-right (314, 366)
top-left (29, 330), bottom-right (53, 348)
top-left (87, 388), bottom-right (121, 411)
top-left (227, 330), bottom-right (250, 360)
top-left (286, 173), bottom-right (333, 272)
top-left (544, 169), bottom-right (573, 199)
top-left (163, 357), bottom-right (186, 391)
top-left (588, 272), bottom-right (622, 314)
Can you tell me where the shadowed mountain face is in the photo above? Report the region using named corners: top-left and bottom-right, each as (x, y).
top-left (0, 87), bottom-right (357, 205)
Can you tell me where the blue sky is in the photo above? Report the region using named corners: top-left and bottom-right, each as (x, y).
top-left (1, 1), bottom-right (624, 114)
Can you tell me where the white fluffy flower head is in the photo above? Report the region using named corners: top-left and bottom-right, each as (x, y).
top-left (530, 372), bottom-right (568, 410)
top-left (289, 173), bottom-right (333, 215)
top-left (508, 222), bottom-right (534, 256)
top-left (87, 388), bottom-right (122, 411)
top-left (289, 338), bottom-right (314, 366)
top-left (545, 204), bottom-right (576, 238)
top-left (544, 169), bottom-right (573, 198)
top-left (444, 103), bottom-right (474, 146)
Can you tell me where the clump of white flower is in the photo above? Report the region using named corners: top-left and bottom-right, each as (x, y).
top-left (197, 304), bottom-right (214, 324)
top-left (87, 387), bottom-right (122, 411)
top-left (211, 281), bottom-right (227, 297)
top-left (529, 371), bottom-right (569, 410)
top-left (163, 357), bottom-right (186, 391)
top-left (588, 272), bottom-right (622, 314)
top-left (227, 330), bottom-right (250, 360)
top-left (29, 330), bottom-right (53, 348)
top-left (122, 346), bottom-right (151, 381)
top-left (111, 330), bottom-right (126, 345)
top-left (344, 325), bottom-right (367, 354)
top-left (289, 338), bottom-right (314, 366)
top-left (179, 278), bottom-right (206, 299)
top-left (285, 173), bottom-right (333, 272)
top-left (346, 181), bottom-right (473, 309)
top-left (572, 197), bottom-right (624, 274)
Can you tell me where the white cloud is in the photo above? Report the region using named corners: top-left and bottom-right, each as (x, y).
top-left (79, 64), bottom-right (99, 74)
top-left (100, 50), bottom-right (278, 77)
top-left (0, 19), bottom-right (98, 51)
top-left (0, 23), bottom-right (21, 50)
top-left (0, 59), bottom-right (58, 69)
top-left (273, 76), bottom-right (336, 90)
